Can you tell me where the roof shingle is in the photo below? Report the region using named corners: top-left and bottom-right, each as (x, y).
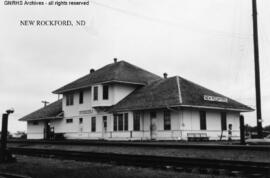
top-left (110, 76), bottom-right (253, 112)
top-left (19, 99), bottom-right (63, 121)
top-left (53, 60), bottom-right (161, 94)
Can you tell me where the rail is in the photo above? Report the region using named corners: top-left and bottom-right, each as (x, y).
top-left (9, 147), bottom-right (270, 177)
top-left (7, 139), bottom-right (270, 151)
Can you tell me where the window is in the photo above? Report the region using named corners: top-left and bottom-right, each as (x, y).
top-left (93, 86), bottom-right (98, 101)
top-left (124, 113), bottom-right (128, 131)
top-left (66, 119), bottom-right (73, 123)
top-left (113, 115), bottom-right (117, 131)
top-left (79, 118), bottom-right (83, 124)
top-left (118, 114), bottom-right (123, 131)
top-left (66, 93), bottom-right (74, 106)
top-left (79, 91), bottom-right (84, 104)
top-left (164, 110), bottom-right (171, 130)
top-left (32, 121), bottom-right (39, 125)
top-left (91, 117), bottom-right (96, 132)
top-left (228, 124), bottom-right (232, 130)
top-left (103, 116), bottom-right (107, 129)
top-left (133, 112), bottom-right (140, 131)
top-left (103, 85), bottom-right (109, 100)
top-left (221, 112), bottom-right (227, 130)
top-left (150, 111), bottom-right (156, 118)
top-left (200, 111), bottom-right (206, 130)
top-left (113, 113), bottom-right (129, 131)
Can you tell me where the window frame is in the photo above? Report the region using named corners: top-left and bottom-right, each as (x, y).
top-left (133, 112), bottom-right (141, 131)
top-left (103, 85), bottom-right (109, 100)
top-left (113, 115), bottom-right (117, 131)
top-left (150, 111), bottom-right (156, 119)
top-left (200, 111), bottom-right (207, 130)
top-left (221, 112), bottom-right (227, 130)
top-left (32, 121), bottom-right (39, 125)
top-left (118, 114), bottom-right (124, 131)
top-left (93, 86), bottom-right (98, 101)
top-left (79, 91), bottom-right (84, 104)
top-left (91, 117), bottom-right (96, 132)
top-left (79, 118), bottom-right (83, 124)
top-left (66, 118), bottom-right (73, 124)
top-left (124, 113), bottom-right (128, 131)
top-left (113, 113), bottom-right (129, 132)
top-left (164, 110), bottom-right (171, 130)
top-left (66, 93), bottom-right (74, 106)
top-left (103, 116), bottom-right (107, 129)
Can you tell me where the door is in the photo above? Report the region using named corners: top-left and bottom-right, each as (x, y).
top-left (44, 121), bottom-right (51, 140)
top-left (150, 112), bottom-right (157, 139)
top-left (102, 116), bottom-right (108, 139)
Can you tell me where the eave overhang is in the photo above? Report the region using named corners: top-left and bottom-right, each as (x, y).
top-left (20, 116), bottom-right (63, 122)
top-left (53, 80), bottom-right (145, 94)
top-left (110, 104), bottom-right (254, 113)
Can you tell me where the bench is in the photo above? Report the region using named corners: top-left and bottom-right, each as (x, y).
top-left (187, 133), bottom-right (209, 141)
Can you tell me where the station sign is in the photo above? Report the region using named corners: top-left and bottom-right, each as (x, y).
top-left (79, 109), bottom-right (94, 115)
top-left (203, 95), bottom-right (228, 103)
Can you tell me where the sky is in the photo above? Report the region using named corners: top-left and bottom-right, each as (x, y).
top-left (0, 0), bottom-right (269, 133)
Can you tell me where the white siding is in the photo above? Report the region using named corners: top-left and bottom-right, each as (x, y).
top-left (91, 84), bottom-right (136, 107)
top-left (92, 85), bottom-right (113, 107)
top-left (206, 111), bottom-right (221, 130)
top-left (27, 109), bottom-right (241, 141)
top-left (52, 114), bottom-right (110, 139)
top-left (179, 110), bottom-right (241, 140)
top-left (156, 111), bottom-right (164, 131)
top-left (27, 121), bottom-right (44, 139)
top-left (27, 81), bottom-right (241, 141)
top-left (63, 89), bottom-right (94, 117)
top-left (227, 112), bottom-right (240, 131)
top-left (112, 84), bottom-right (136, 104)
top-left (171, 111), bottom-right (181, 131)
top-left (181, 110), bottom-right (200, 130)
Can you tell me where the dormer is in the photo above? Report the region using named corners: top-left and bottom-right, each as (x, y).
top-left (92, 84), bottom-right (111, 107)
top-left (91, 83), bottom-right (136, 107)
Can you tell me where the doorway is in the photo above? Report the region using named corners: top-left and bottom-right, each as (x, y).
top-left (102, 116), bottom-right (108, 139)
top-left (150, 112), bottom-right (157, 140)
top-left (44, 120), bottom-right (53, 140)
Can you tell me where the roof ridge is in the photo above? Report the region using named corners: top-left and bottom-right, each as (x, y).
top-left (121, 60), bottom-right (162, 79)
top-left (53, 60), bottom-right (162, 94)
top-left (176, 76), bottom-right (182, 104)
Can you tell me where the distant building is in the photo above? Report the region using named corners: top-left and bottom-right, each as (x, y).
top-left (19, 59), bottom-right (253, 140)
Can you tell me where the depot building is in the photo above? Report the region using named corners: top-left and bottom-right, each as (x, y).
top-left (19, 59), bottom-right (253, 140)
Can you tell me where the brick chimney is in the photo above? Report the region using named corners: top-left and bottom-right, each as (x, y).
top-left (90, 68), bottom-right (95, 74)
top-left (114, 58), bottom-right (117, 63)
top-left (163, 73), bottom-right (168, 79)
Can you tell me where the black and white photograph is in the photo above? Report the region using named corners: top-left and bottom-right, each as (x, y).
top-left (0, 0), bottom-right (270, 177)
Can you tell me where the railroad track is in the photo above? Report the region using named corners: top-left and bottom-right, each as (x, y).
top-left (0, 172), bottom-right (31, 178)
top-left (9, 147), bottom-right (270, 177)
top-left (8, 139), bottom-right (270, 151)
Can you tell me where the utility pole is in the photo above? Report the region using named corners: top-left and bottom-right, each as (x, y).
top-left (252, 0), bottom-right (263, 138)
top-left (41, 100), bottom-right (49, 107)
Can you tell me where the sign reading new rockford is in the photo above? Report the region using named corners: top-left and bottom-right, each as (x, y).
top-left (203, 95), bottom-right (228, 103)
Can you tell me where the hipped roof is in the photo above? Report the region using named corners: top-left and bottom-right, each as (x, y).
top-left (20, 61), bottom-right (253, 122)
top-left (19, 99), bottom-right (63, 121)
top-left (110, 76), bottom-right (253, 112)
top-left (53, 60), bottom-right (161, 94)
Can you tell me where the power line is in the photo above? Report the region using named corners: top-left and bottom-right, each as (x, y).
top-left (91, 0), bottom-right (252, 39)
